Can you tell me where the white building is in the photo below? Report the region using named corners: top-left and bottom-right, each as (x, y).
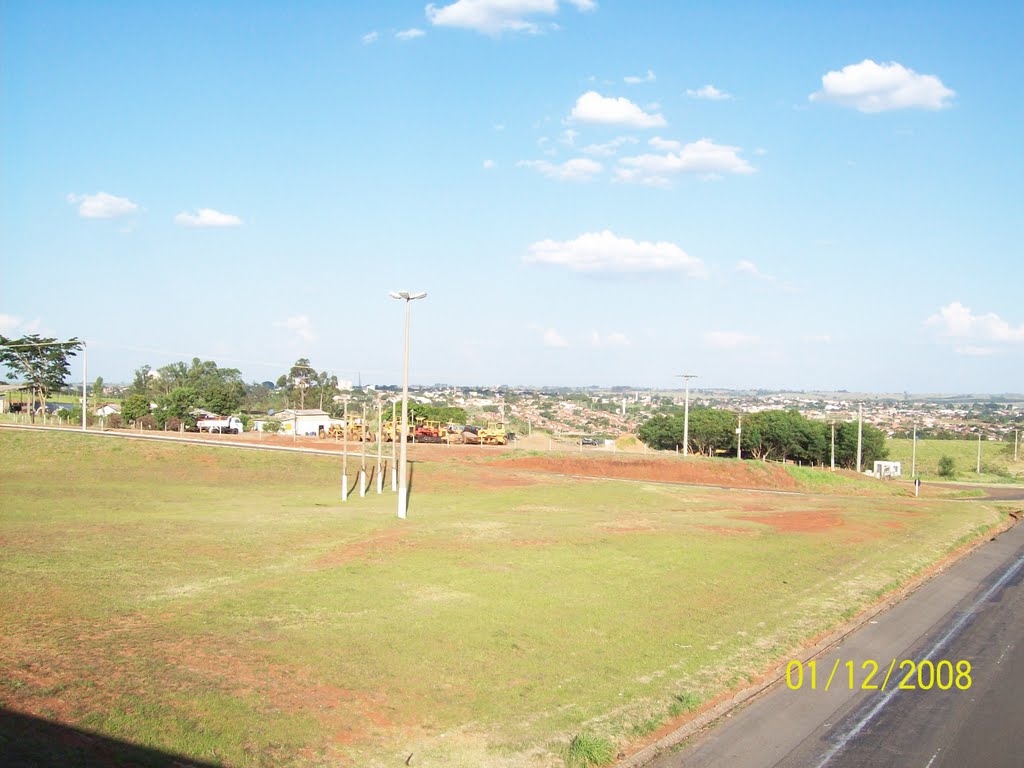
top-left (255, 409), bottom-right (344, 437)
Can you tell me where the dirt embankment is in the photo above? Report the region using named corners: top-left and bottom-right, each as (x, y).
top-left (496, 455), bottom-right (800, 491)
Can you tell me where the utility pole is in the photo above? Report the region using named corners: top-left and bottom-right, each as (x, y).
top-left (856, 403), bottom-right (863, 474)
top-left (676, 373), bottom-right (697, 457)
top-left (977, 432), bottom-right (982, 475)
top-left (1015, 429), bottom-right (1019, 462)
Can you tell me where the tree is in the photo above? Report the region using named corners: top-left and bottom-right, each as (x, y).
top-left (637, 414), bottom-right (686, 450)
top-left (122, 394), bottom-right (150, 424)
top-left (0, 334), bottom-right (83, 424)
top-left (92, 376), bottom-right (105, 409)
top-left (938, 455), bottom-right (956, 478)
top-left (158, 386), bottom-right (200, 429)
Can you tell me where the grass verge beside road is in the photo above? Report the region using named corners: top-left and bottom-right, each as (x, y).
top-left (0, 430), bottom-right (1013, 767)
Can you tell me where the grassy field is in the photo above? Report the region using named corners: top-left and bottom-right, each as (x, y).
top-left (0, 429), bottom-right (1015, 767)
top-left (887, 436), bottom-right (1023, 484)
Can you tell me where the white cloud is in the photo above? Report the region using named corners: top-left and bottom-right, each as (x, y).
top-left (362, 31), bottom-right (379, 44)
top-left (616, 138), bottom-right (754, 186)
top-left (590, 330), bottom-right (630, 347)
top-left (396, 28), bottom-right (426, 40)
top-left (803, 334), bottom-right (832, 344)
top-left (581, 136), bottom-right (637, 157)
top-left (648, 136), bottom-right (682, 152)
top-left (525, 230), bottom-right (707, 277)
top-left (426, 0), bottom-right (593, 36)
top-left (174, 208), bottom-right (243, 228)
top-left (0, 314), bottom-right (37, 335)
top-left (925, 302), bottom-right (1024, 342)
top-left (810, 59), bottom-right (955, 113)
top-left (518, 157), bottom-right (603, 182)
top-left (543, 328), bottom-right (569, 348)
top-left (67, 191), bottom-right (138, 219)
top-left (275, 315), bottom-right (316, 344)
top-left (686, 84), bottom-right (732, 101)
top-left (955, 345), bottom-right (996, 357)
top-left (482, 159), bottom-right (496, 169)
top-left (569, 90), bottom-right (666, 128)
top-left (624, 69), bottom-right (656, 84)
top-left (560, 128), bottom-right (578, 146)
top-left (704, 331), bottom-right (760, 349)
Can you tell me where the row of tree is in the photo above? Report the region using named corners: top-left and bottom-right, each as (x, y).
top-left (637, 407), bottom-right (888, 468)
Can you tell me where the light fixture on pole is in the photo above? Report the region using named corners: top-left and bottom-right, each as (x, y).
top-left (675, 374), bottom-right (697, 457)
top-left (390, 290), bottom-right (427, 519)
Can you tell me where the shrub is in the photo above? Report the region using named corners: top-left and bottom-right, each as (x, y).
top-left (262, 419), bottom-right (282, 434)
top-left (139, 415), bottom-right (157, 430)
top-left (566, 733), bottom-right (615, 767)
top-left (165, 417), bottom-right (181, 432)
top-left (938, 455), bottom-right (956, 478)
top-left (107, 414), bottom-right (122, 429)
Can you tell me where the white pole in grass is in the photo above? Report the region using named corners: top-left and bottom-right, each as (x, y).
top-left (676, 374), bottom-right (697, 457)
top-left (390, 290), bottom-right (427, 519)
top-left (856, 404), bottom-right (863, 474)
top-left (376, 397), bottom-right (383, 494)
top-left (392, 398), bottom-right (398, 492)
top-left (81, 341), bottom-right (88, 431)
top-left (1015, 429), bottom-right (1019, 462)
top-left (341, 396), bottom-right (350, 501)
top-left (830, 421), bottom-right (836, 472)
top-left (977, 432), bottom-right (982, 475)
top-left (360, 403), bottom-right (367, 497)
top-left (736, 412), bottom-right (742, 460)
top-left (912, 424), bottom-right (917, 478)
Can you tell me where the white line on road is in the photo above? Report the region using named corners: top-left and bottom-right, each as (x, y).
top-left (812, 550), bottom-right (1024, 768)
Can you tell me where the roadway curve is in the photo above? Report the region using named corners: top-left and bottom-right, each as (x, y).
top-left (642, 520), bottom-right (1024, 768)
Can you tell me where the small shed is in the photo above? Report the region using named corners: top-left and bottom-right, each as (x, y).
top-left (873, 461), bottom-right (902, 479)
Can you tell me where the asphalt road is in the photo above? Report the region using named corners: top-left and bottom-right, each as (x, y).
top-left (647, 521), bottom-right (1024, 768)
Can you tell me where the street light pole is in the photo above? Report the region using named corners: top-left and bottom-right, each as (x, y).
top-left (390, 290), bottom-right (427, 519)
top-left (977, 432), bottom-right (982, 475)
top-left (676, 374), bottom-right (697, 457)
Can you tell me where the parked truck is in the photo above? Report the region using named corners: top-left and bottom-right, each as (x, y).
top-left (197, 415), bottom-right (244, 434)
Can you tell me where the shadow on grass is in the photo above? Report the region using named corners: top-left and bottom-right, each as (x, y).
top-left (0, 707), bottom-right (219, 767)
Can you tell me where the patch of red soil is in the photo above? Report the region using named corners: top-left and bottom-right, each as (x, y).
top-left (416, 468), bottom-right (542, 491)
top-left (737, 509), bottom-right (844, 533)
top-left (497, 455), bottom-right (799, 492)
top-left (314, 528), bottom-right (411, 568)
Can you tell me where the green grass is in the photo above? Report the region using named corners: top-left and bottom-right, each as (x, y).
top-left (0, 429), bottom-right (1010, 767)
top-left (887, 437), bottom-right (1023, 484)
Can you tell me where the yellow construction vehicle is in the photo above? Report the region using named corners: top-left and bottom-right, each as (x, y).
top-left (478, 421), bottom-right (510, 446)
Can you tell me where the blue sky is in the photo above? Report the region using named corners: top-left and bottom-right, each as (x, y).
top-left (2, 1), bottom-right (1022, 392)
